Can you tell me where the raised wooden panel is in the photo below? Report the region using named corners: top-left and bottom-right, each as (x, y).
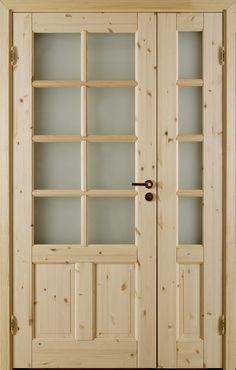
top-left (96, 264), bottom-right (135, 338)
top-left (178, 264), bottom-right (202, 339)
top-left (177, 339), bottom-right (203, 368)
top-left (34, 264), bottom-right (75, 338)
top-left (75, 263), bottom-right (95, 340)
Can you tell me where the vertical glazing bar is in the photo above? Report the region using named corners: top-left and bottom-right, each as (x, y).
top-left (81, 30), bottom-right (87, 246)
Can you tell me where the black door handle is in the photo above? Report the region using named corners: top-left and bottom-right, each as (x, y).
top-left (132, 180), bottom-right (153, 189)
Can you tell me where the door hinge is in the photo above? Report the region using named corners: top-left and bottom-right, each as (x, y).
top-left (10, 315), bottom-right (18, 335)
top-left (219, 46), bottom-right (225, 66)
top-left (10, 46), bottom-right (18, 67)
top-left (219, 314), bottom-right (225, 336)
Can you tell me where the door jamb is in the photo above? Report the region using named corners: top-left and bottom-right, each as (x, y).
top-left (223, 2), bottom-right (236, 370)
top-left (0, 2), bottom-right (12, 370)
top-left (0, 1), bottom-right (235, 370)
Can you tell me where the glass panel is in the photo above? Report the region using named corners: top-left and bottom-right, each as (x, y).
top-left (178, 32), bottom-right (202, 79)
top-left (88, 198), bottom-right (135, 244)
top-left (34, 143), bottom-right (81, 189)
top-left (88, 143), bottom-right (134, 189)
top-left (35, 34), bottom-right (81, 80)
top-left (179, 198), bottom-right (202, 244)
top-left (34, 89), bottom-right (81, 135)
top-left (34, 198), bottom-right (81, 244)
top-left (88, 88), bottom-right (135, 135)
top-left (179, 143), bottom-right (202, 189)
top-left (88, 33), bottom-right (135, 80)
top-left (178, 88), bottom-right (202, 134)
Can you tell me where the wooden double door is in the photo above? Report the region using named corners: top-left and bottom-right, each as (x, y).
top-left (12, 12), bottom-right (223, 368)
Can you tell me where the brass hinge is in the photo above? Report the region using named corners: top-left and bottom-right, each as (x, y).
top-left (10, 46), bottom-right (18, 67)
top-left (219, 46), bottom-right (225, 66)
top-left (10, 315), bottom-right (18, 335)
top-left (219, 314), bottom-right (225, 336)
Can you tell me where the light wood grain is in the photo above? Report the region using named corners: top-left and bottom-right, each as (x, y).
top-left (177, 134), bottom-right (204, 142)
top-left (33, 135), bottom-right (137, 143)
top-left (2, 0), bottom-right (234, 12)
top-left (157, 13), bottom-right (177, 368)
top-left (32, 190), bottom-right (137, 198)
top-left (96, 264), bottom-right (135, 338)
top-left (0, 3), bottom-right (12, 370)
top-left (32, 12), bottom-right (138, 33)
top-left (203, 13), bottom-right (223, 368)
top-left (135, 13), bottom-right (156, 368)
top-left (177, 339), bottom-right (204, 368)
top-left (32, 338), bottom-right (137, 368)
top-left (223, 4), bottom-right (236, 370)
top-left (177, 13), bottom-right (204, 31)
top-left (177, 79), bottom-right (203, 87)
top-left (13, 13), bottom-right (33, 368)
top-left (32, 245), bottom-right (137, 264)
top-left (32, 80), bottom-right (83, 88)
top-left (32, 80), bottom-right (137, 88)
top-left (177, 245), bottom-right (204, 264)
top-left (178, 264), bottom-right (202, 339)
top-left (75, 263), bottom-right (95, 340)
top-left (34, 264), bottom-right (75, 338)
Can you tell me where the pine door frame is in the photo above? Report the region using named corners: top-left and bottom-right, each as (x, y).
top-left (0, 1), bottom-right (235, 370)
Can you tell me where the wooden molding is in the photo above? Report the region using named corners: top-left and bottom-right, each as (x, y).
top-left (223, 3), bottom-right (236, 370)
top-left (0, 2), bottom-right (12, 370)
top-left (0, 0), bottom-right (234, 12)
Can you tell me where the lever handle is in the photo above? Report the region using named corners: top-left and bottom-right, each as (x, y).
top-left (132, 180), bottom-right (153, 189)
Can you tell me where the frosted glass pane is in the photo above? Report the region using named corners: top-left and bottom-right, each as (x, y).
top-left (88, 34), bottom-right (135, 80)
top-left (179, 198), bottom-right (202, 244)
top-left (179, 88), bottom-right (202, 134)
top-left (179, 32), bottom-right (202, 79)
top-left (35, 143), bottom-right (81, 189)
top-left (35, 89), bottom-right (81, 135)
top-left (35, 34), bottom-right (81, 80)
top-left (88, 143), bottom-right (134, 189)
top-left (88, 88), bottom-right (135, 135)
top-left (179, 143), bottom-right (202, 189)
top-left (34, 198), bottom-right (81, 244)
top-left (88, 198), bottom-right (134, 244)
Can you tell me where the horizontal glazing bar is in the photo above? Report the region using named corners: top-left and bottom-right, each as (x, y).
top-left (33, 135), bottom-right (138, 143)
top-left (33, 80), bottom-right (138, 88)
top-left (33, 189), bottom-right (137, 197)
top-left (177, 189), bottom-right (203, 197)
top-left (177, 79), bottom-right (203, 87)
top-left (177, 134), bottom-right (203, 142)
